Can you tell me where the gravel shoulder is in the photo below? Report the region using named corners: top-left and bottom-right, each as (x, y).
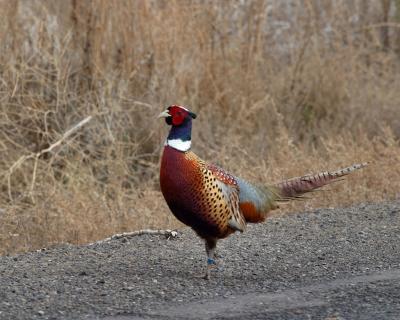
top-left (1, 201), bottom-right (400, 320)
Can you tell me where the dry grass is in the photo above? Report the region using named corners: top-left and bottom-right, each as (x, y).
top-left (1, 0), bottom-right (400, 255)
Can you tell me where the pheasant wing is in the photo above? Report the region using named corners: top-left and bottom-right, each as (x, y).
top-left (206, 164), bottom-right (246, 233)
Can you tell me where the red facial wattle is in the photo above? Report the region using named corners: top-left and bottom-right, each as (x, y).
top-left (171, 112), bottom-right (185, 126)
top-left (168, 106), bottom-right (187, 126)
top-left (163, 105), bottom-right (197, 127)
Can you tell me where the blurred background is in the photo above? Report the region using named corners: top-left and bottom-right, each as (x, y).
top-left (0, 0), bottom-right (399, 254)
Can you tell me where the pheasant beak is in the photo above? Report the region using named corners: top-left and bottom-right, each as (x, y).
top-left (158, 110), bottom-right (170, 118)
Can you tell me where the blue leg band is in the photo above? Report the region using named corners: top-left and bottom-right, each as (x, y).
top-left (207, 258), bottom-right (216, 265)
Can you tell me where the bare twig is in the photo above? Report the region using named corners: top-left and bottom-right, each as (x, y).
top-left (87, 229), bottom-right (179, 246)
top-left (5, 116), bottom-right (93, 202)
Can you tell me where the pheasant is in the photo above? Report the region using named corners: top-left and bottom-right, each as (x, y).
top-left (158, 105), bottom-right (367, 279)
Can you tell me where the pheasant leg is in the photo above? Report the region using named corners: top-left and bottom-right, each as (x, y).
top-left (203, 238), bottom-right (217, 280)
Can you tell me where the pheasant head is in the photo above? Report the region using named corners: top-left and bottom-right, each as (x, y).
top-left (158, 105), bottom-right (197, 152)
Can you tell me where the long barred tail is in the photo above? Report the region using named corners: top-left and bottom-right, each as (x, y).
top-left (275, 162), bottom-right (368, 200)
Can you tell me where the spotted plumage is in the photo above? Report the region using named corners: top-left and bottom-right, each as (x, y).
top-left (160, 148), bottom-right (244, 240)
top-left (159, 105), bottom-right (368, 279)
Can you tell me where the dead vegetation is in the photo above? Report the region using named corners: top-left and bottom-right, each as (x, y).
top-left (0, 0), bottom-right (400, 255)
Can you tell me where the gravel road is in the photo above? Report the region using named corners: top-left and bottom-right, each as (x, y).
top-left (1, 201), bottom-right (400, 320)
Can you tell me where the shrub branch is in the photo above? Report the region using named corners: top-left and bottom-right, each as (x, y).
top-left (5, 116), bottom-right (93, 203)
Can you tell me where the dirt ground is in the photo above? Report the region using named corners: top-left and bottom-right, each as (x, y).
top-left (1, 201), bottom-right (399, 320)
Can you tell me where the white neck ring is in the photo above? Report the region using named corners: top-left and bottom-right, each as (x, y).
top-left (165, 139), bottom-right (191, 152)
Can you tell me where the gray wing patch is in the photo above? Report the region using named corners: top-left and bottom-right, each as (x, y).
top-left (235, 176), bottom-right (279, 212)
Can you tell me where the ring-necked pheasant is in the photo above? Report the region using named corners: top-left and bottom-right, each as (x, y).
top-left (159, 105), bottom-right (367, 279)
